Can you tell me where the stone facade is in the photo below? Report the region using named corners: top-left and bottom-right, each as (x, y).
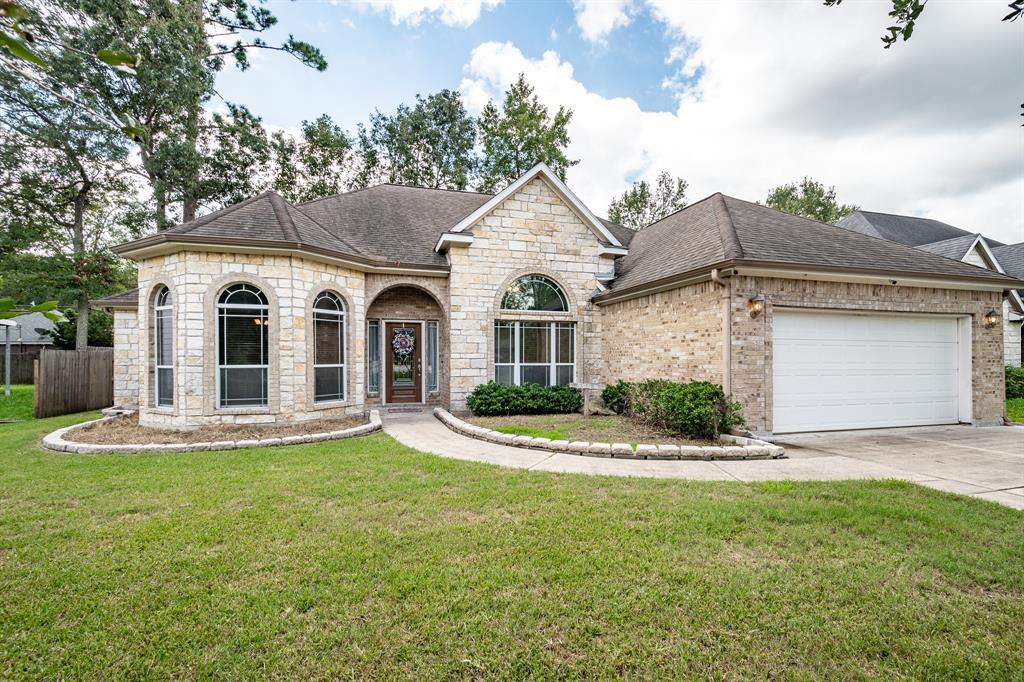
top-left (1003, 299), bottom-right (1022, 367)
top-left (446, 176), bottom-right (614, 410)
top-left (112, 308), bottom-right (140, 408)
top-left (600, 280), bottom-right (724, 384)
top-left (728, 275), bottom-right (1005, 432)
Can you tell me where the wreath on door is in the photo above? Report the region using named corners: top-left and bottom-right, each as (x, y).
top-left (392, 328), bottom-right (415, 361)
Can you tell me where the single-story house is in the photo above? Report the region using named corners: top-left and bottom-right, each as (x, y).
top-left (837, 211), bottom-right (1024, 366)
top-left (3, 311), bottom-right (56, 356)
top-left (97, 164), bottom-right (1022, 435)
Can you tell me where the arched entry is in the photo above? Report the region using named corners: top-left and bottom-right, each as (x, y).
top-left (366, 286), bottom-right (446, 405)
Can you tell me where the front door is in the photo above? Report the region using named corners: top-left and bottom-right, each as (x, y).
top-left (385, 322), bottom-right (421, 403)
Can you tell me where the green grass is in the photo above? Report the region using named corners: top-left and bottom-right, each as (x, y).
top-left (0, 384), bottom-right (33, 421)
top-left (494, 424), bottom-right (567, 440)
top-left (1007, 398), bottom-right (1024, 423)
top-left (1, 414), bottom-right (1022, 679)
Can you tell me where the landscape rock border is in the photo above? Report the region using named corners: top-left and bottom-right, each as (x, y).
top-left (435, 408), bottom-right (785, 460)
top-left (42, 410), bottom-right (382, 454)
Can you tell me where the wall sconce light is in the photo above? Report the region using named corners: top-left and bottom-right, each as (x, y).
top-left (747, 294), bottom-right (766, 318)
top-left (982, 309), bottom-right (1000, 329)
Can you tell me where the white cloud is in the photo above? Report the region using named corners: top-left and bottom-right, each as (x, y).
top-left (460, 2), bottom-right (1024, 244)
top-left (571, 0), bottom-right (634, 45)
top-left (352, 0), bottom-right (502, 27)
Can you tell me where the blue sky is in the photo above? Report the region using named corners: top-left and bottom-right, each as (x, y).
top-left (214, 1), bottom-right (1022, 244)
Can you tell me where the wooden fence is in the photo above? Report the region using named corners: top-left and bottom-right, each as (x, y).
top-left (0, 353), bottom-right (36, 384)
top-left (34, 348), bottom-right (114, 418)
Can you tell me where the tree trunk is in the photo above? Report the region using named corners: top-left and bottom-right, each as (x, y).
top-left (139, 145), bottom-right (169, 230)
top-left (72, 190), bottom-right (89, 350)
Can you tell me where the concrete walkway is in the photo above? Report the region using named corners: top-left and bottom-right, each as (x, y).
top-left (381, 411), bottom-right (1022, 509)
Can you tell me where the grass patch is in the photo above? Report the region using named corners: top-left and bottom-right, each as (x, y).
top-left (0, 414), bottom-right (1022, 678)
top-left (1007, 398), bottom-right (1024, 423)
top-left (470, 413), bottom-right (712, 446)
top-left (0, 383), bottom-right (33, 421)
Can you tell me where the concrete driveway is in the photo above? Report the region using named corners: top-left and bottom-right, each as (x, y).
top-left (778, 425), bottom-right (1024, 510)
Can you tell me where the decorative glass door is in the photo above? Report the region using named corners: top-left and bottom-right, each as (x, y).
top-left (385, 322), bottom-right (421, 403)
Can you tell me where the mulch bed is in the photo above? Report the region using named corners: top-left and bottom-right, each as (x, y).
top-left (69, 413), bottom-right (367, 445)
top-left (466, 413), bottom-right (715, 446)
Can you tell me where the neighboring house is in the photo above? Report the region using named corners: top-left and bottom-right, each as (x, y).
top-left (95, 164), bottom-right (1021, 435)
top-left (3, 312), bottom-right (56, 357)
top-left (838, 211), bottom-right (1024, 366)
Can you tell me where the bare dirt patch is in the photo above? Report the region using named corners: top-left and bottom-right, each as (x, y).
top-left (465, 414), bottom-right (714, 446)
top-left (69, 413), bottom-right (367, 445)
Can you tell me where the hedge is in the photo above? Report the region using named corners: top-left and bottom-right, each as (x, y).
top-left (1007, 365), bottom-right (1024, 400)
top-left (466, 382), bottom-right (583, 416)
top-left (601, 379), bottom-right (743, 439)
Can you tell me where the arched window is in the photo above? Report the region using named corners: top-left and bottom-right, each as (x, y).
top-left (500, 275), bottom-right (568, 312)
top-left (313, 291), bottom-right (346, 403)
top-left (217, 283), bottom-right (269, 407)
top-left (495, 275), bottom-right (574, 387)
top-left (153, 286), bottom-right (173, 407)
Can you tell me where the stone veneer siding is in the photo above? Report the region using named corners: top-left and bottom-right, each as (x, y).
top-left (1002, 299), bottom-right (1021, 367)
top-left (600, 280), bottom-right (724, 384)
top-left (728, 275), bottom-right (1006, 432)
top-left (446, 176), bottom-right (615, 410)
top-left (135, 252), bottom-right (367, 428)
top-left (112, 307), bottom-right (140, 408)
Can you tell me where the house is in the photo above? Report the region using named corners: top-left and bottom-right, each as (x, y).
top-left (4, 312), bottom-right (56, 357)
top-left (96, 164), bottom-right (1021, 435)
top-left (838, 211), bottom-right (1024, 366)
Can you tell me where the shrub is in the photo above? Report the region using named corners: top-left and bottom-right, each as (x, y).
top-left (466, 382), bottom-right (583, 416)
top-left (1007, 365), bottom-right (1024, 400)
top-left (627, 378), bottom-right (743, 439)
top-left (601, 380), bottom-right (630, 414)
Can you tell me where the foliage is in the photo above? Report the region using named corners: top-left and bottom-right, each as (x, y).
top-left (601, 380), bottom-right (630, 414)
top-left (1006, 398), bottom-right (1024, 423)
top-left (355, 90), bottom-right (476, 191)
top-left (607, 171), bottom-right (688, 229)
top-left (625, 379), bottom-right (743, 439)
top-left (42, 308), bottom-right (113, 349)
top-left (476, 74), bottom-right (578, 193)
top-left (765, 177), bottom-right (857, 224)
top-left (825, 0), bottom-right (1022, 48)
top-left (1005, 365), bottom-right (1024, 400)
top-left (466, 381), bottom-right (583, 416)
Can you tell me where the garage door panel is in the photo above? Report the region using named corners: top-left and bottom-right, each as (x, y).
top-left (772, 311), bottom-right (962, 433)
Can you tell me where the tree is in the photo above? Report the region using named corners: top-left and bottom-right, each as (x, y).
top-left (355, 90), bottom-right (476, 190)
top-left (0, 61), bottom-right (135, 348)
top-left (272, 114), bottom-right (354, 203)
top-left (608, 171), bottom-right (689, 229)
top-left (476, 74), bottom-right (577, 193)
top-left (42, 308), bottom-right (113, 349)
top-left (824, 0), bottom-right (1022, 48)
top-left (765, 177), bottom-right (857, 224)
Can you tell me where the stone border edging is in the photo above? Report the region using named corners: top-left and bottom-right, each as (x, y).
top-left (434, 408), bottom-right (785, 460)
top-left (42, 410), bottom-right (382, 454)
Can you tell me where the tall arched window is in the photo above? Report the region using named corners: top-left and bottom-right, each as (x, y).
top-left (217, 283), bottom-right (269, 407)
top-left (313, 291), bottom-right (346, 403)
top-left (153, 286), bottom-right (173, 407)
top-left (495, 275), bottom-right (574, 387)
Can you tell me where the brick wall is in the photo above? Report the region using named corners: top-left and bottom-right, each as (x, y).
top-left (599, 280), bottom-right (724, 384)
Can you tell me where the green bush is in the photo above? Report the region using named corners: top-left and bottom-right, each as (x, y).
top-left (466, 382), bottom-right (583, 416)
top-left (600, 380), bottom-right (630, 414)
top-left (626, 378), bottom-right (743, 439)
top-left (1006, 365), bottom-right (1024, 400)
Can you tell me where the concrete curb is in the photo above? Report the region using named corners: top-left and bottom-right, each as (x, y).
top-left (434, 408), bottom-right (785, 460)
top-left (42, 410), bottom-right (383, 454)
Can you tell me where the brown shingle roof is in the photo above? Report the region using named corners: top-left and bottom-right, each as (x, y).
top-left (91, 288), bottom-right (139, 308)
top-left (606, 194), bottom-right (1022, 296)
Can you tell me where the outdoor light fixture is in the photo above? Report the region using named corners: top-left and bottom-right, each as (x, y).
top-left (747, 294), bottom-right (766, 318)
top-left (982, 309), bottom-right (1000, 329)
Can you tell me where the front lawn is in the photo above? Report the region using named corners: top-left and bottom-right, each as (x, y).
top-left (1007, 398), bottom-right (1024, 423)
top-left (467, 413), bottom-right (712, 445)
top-left (1, 414), bottom-right (1022, 679)
top-left (0, 383), bottom-right (33, 421)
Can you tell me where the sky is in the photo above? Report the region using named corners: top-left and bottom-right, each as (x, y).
top-left (215, 0), bottom-right (1024, 244)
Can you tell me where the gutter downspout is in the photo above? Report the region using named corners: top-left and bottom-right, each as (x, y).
top-left (711, 269), bottom-right (732, 397)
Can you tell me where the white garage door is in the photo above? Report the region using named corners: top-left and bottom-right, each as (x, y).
top-left (772, 310), bottom-right (964, 433)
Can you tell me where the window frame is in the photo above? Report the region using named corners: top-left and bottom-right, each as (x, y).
top-left (494, 320), bottom-right (575, 387)
top-left (500, 274), bottom-right (569, 312)
top-left (367, 319), bottom-right (381, 396)
top-left (312, 291), bottom-right (347, 404)
top-left (152, 286), bottom-right (173, 408)
top-left (215, 283), bottom-right (270, 409)
top-left (426, 320), bottom-right (439, 393)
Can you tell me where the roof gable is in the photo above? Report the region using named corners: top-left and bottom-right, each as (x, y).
top-left (436, 163), bottom-right (623, 251)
